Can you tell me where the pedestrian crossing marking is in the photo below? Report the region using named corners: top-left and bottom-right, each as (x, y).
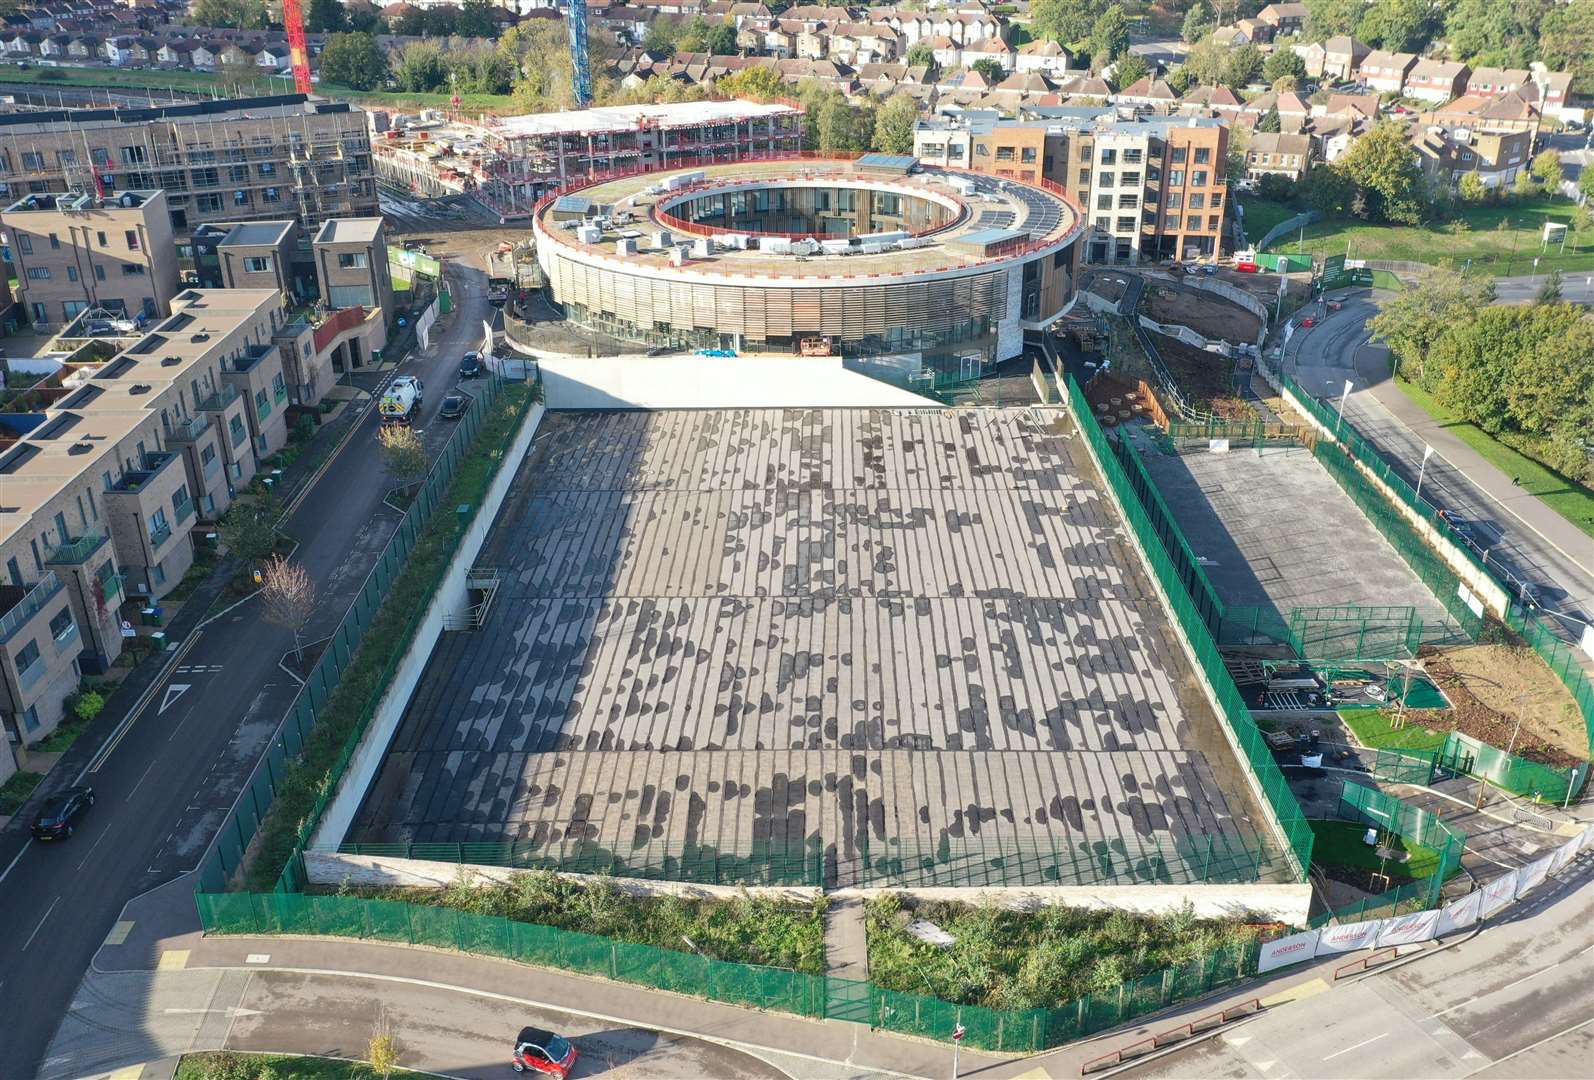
top-left (156, 949), bottom-right (189, 971)
top-left (103, 920), bottom-right (134, 946)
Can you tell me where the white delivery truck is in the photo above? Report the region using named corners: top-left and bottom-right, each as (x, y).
top-left (379, 375), bottom-right (424, 425)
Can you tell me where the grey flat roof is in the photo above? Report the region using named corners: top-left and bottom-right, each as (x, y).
top-left (348, 408), bottom-right (1269, 886)
top-left (220, 220), bottom-right (294, 247)
top-left (313, 218), bottom-right (383, 244)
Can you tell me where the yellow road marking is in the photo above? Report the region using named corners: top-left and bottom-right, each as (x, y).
top-left (156, 949), bottom-right (190, 971)
top-left (107, 1067), bottom-right (145, 1080)
top-left (103, 920), bottom-right (134, 946)
top-left (1261, 977), bottom-right (1331, 1007)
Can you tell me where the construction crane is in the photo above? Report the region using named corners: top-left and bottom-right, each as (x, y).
top-left (282, 0), bottom-right (313, 96)
top-left (567, 0), bottom-right (592, 107)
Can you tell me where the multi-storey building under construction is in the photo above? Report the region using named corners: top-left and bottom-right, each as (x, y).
top-left (0, 94), bottom-right (377, 241)
top-left (373, 99), bottom-right (804, 220)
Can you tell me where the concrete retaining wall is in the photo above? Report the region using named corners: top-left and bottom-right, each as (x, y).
top-left (539, 353), bottom-right (938, 409)
top-left (304, 851), bottom-right (1311, 922)
top-left (309, 399), bottom-right (548, 849)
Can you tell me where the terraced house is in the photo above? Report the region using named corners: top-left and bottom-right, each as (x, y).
top-left (0, 290), bottom-right (289, 758)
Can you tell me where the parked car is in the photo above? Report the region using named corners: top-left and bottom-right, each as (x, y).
top-left (32, 786), bottom-right (94, 840)
top-left (458, 352), bottom-right (482, 378)
top-left (439, 392), bottom-right (467, 420)
top-left (1235, 261), bottom-right (1260, 273)
top-left (513, 1027), bottom-right (578, 1077)
top-left (1299, 316), bottom-right (1316, 328)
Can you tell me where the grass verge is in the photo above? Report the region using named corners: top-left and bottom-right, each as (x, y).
top-left (865, 893), bottom-right (1262, 1010)
top-left (1392, 377), bottom-right (1594, 539)
top-left (333, 869), bottom-right (826, 973)
top-left (176, 1051), bottom-right (429, 1080)
top-left (238, 383), bottom-right (534, 891)
top-left (1237, 197), bottom-right (1299, 244)
top-left (1307, 819), bottom-right (1443, 881)
top-left (0, 769), bottom-right (43, 815)
top-left (1338, 707), bottom-right (1450, 754)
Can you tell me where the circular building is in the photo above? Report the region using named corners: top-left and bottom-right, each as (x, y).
top-left (533, 155), bottom-right (1084, 383)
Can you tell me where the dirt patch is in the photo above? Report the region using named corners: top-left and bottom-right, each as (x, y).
top-left (1084, 271), bottom-right (1127, 307)
top-left (1416, 643), bottom-right (1585, 766)
top-left (1146, 333), bottom-right (1254, 418)
top-left (1143, 282), bottom-right (1263, 343)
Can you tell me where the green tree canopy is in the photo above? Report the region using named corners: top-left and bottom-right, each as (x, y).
top-left (305, 0), bottom-right (344, 33)
top-left (455, 0), bottom-right (495, 37)
top-left (714, 64), bottom-right (785, 100)
top-left (872, 95), bottom-right (920, 154)
top-left (1368, 266), bottom-right (1495, 385)
top-left (1181, 1), bottom-right (1214, 44)
top-left (1262, 47), bottom-right (1305, 85)
top-left (1029, 0), bottom-right (1103, 45)
top-left (1257, 103), bottom-right (1281, 132)
top-left (1306, 0), bottom-right (1364, 40)
top-left (1112, 53), bottom-right (1149, 90)
top-left (317, 32), bottom-right (389, 91)
top-left (188, 0), bottom-right (269, 29)
top-left (1456, 170), bottom-right (1488, 204)
top-left (1530, 149), bottom-right (1564, 190)
top-left (1336, 122), bottom-right (1425, 224)
top-left (1356, 0), bottom-right (1437, 53)
top-left (1221, 43), bottom-right (1264, 89)
top-left (905, 42), bottom-right (936, 68)
top-left (393, 41), bottom-right (447, 92)
top-left (1090, 6), bottom-right (1130, 60)
top-left (972, 57), bottom-right (1006, 83)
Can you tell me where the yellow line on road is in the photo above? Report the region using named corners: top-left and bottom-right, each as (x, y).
top-left (1261, 977), bottom-right (1331, 1007)
top-left (103, 920), bottom-right (134, 946)
top-left (156, 949), bottom-right (189, 971)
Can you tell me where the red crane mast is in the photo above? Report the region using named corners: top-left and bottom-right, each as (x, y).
top-left (282, 0), bottom-right (313, 95)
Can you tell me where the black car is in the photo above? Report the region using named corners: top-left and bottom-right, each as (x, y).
top-left (439, 393), bottom-right (468, 420)
top-left (458, 352), bottom-right (482, 378)
top-left (32, 786), bottom-right (94, 840)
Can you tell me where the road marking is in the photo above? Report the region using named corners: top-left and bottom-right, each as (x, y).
top-left (81, 631), bottom-right (202, 779)
top-left (128, 758), bottom-right (158, 797)
top-left (107, 1068), bottom-right (144, 1080)
top-left (245, 953), bottom-right (272, 964)
top-left (156, 949), bottom-right (190, 971)
top-left (1462, 1017), bottom-right (1594, 1078)
top-left (1261, 977), bottom-right (1330, 1007)
top-left (0, 839), bottom-right (32, 886)
top-left (73, 824), bottom-right (113, 870)
top-left (103, 920), bottom-right (135, 946)
top-left (1323, 1032), bottom-right (1387, 1060)
top-left (159, 683), bottom-right (192, 715)
top-left (162, 1006), bottom-right (264, 1017)
top-left (1435, 963), bottom-right (1561, 1016)
top-left (22, 895), bottom-right (60, 952)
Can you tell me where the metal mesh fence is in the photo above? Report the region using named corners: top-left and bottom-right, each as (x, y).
top-left (1439, 732), bottom-right (1584, 806)
top-left (192, 890), bottom-right (1267, 1053)
top-left (1066, 375), bottom-right (1314, 880)
top-left (194, 376), bottom-right (531, 895)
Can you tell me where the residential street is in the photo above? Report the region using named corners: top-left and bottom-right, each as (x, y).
top-left (0, 242), bottom-right (496, 1079)
top-left (1278, 290), bottom-right (1594, 645)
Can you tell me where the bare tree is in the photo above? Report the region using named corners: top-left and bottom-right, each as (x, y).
top-left (260, 554), bottom-right (317, 665)
top-left (377, 423), bottom-right (429, 494)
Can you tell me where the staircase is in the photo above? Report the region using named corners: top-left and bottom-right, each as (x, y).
top-left (443, 567), bottom-right (503, 631)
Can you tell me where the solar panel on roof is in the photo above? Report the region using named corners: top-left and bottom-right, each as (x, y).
top-left (552, 195), bottom-right (594, 214)
top-left (856, 153), bottom-right (918, 174)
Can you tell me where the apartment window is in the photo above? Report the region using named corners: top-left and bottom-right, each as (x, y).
top-left (1078, 169), bottom-right (1090, 185)
top-left (153, 563), bottom-right (166, 586)
top-left (948, 144), bottom-right (964, 158)
top-left (1190, 194), bottom-right (1205, 210)
top-left (5, 556), bottom-right (19, 587)
top-left (96, 230), bottom-right (107, 246)
top-left (149, 507), bottom-right (168, 537)
top-left (1169, 169), bottom-right (1184, 185)
top-left (192, 167), bottom-right (219, 188)
top-left (1171, 147), bottom-right (1187, 163)
top-left (96, 263), bottom-right (108, 281)
top-left (337, 252), bottom-right (369, 270)
top-left (1187, 215), bottom-right (1201, 230)
top-left (1021, 147), bottom-right (1037, 164)
top-left (16, 234), bottom-right (30, 255)
top-left (1208, 215), bottom-right (1220, 231)
top-left (996, 146), bottom-right (1014, 162)
top-left (1097, 193), bottom-right (1113, 210)
top-left (48, 607), bottom-right (74, 642)
top-left (197, 194), bottom-right (221, 212)
top-left (1194, 148), bottom-right (1211, 165)
top-left (255, 388), bottom-right (268, 412)
top-left (1098, 172), bottom-right (1115, 187)
top-left (30, 302), bottom-right (45, 323)
top-left (229, 415), bottom-right (246, 445)
top-left (102, 470), bottom-right (113, 491)
top-left (48, 232), bottom-right (59, 250)
top-left (15, 639), bottom-right (40, 675)
top-left (1123, 148), bottom-right (1143, 164)
top-left (1164, 213), bottom-right (1178, 228)
top-left (123, 264), bottom-right (146, 276)
top-left (1094, 216), bottom-right (1111, 231)
top-left (26, 267), bottom-right (50, 280)
top-left (91, 148), bottom-right (111, 168)
top-left (172, 486), bottom-right (190, 516)
top-left (1119, 194), bottom-right (1139, 209)
top-left (1116, 215), bottom-right (1137, 231)
top-left (262, 187), bottom-right (280, 203)
top-left (229, 164), bottom-right (248, 183)
top-left (66, 265), bottom-right (78, 282)
top-left (1167, 192), bottom-right (1183, 209)
top-left (1099, 148), bottom-right (1117, 165)
top-left (1211, 192), bottom-right (1223, 208)
top-left (121, 145), bottom-right (149, 165)
top-left (201, 443), bottom-right (217, 467)
top-left (0, 149), bottom-right (10, 173)
top-left (1192, 170), bottom-right (1208, 186)
top-left (1121, 172), bottom-right (1140, 187)
top-left (243, 256), bottom-right (271, 273)
top-left (21, 150), bottom-right (43, 170)
top-left (233, 190), bottom-right (249, 206)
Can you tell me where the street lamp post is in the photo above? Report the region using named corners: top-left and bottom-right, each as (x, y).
top-left (1415, 443), bottom-right (1433, 505)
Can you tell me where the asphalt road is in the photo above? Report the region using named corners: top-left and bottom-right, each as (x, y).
top-left (1279, 291), bottom-right (1594, 638)
top-left (0, 237), bottom-right (496, 1079)
top-left (1120, 851), bottom-right (1594, 1079)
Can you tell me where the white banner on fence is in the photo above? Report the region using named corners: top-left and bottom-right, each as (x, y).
top-left (1376, 909), bottom-right (1440, 948)
top-left (1436, 889), bottom-right (1483, 936)
top-left (1258, 929), bottom-right (1321, 973)
top-left (1579, 825), bottom-right (1594, 852)
top-left (1549, 836), bottom-right (1580, 874)
top-left (1315, 919), bottom-right (1386, 955)
top-left (1517, 852), bottom-right (1555, 894)
top-left (1479, 869), bottom-right (1520, 918)
top-left (415, 300), bottom-right (438, 352)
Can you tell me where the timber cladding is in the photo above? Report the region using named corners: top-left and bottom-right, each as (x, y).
top-left (543, 257), bottom-right (1011, 337)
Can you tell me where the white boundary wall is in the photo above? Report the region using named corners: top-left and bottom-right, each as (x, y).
top-left (309, 400), bottom-right (548, 849)
top-left (539, 353), bottom-right (939, 409)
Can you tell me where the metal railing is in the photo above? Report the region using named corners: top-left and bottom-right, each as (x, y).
top-left (197, 385), bottom-right (241, 412)
top-left (174, 495), bottom-right (196, 526)
top-left (0, 572), bottom-right (64, 643)
top-left (149, 523), bottom-right (173, 551)
top-left (46, 531), bottom-right (108, 565)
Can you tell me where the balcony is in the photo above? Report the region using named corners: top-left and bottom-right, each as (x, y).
top-left (197, 385), bottom-right (240, 414)
top-left (256, 394), bottom-right (272, 423)
top-left (100, 572), bottom-right (124, 603)
top-left (46, 531), bottom-right (109, 566)
top-left (149, 522), bottom-right (172, 550)
top-left (167, 414), bottom-right (212, 444)
top-left (0, 572), bottom-right (64, 644)
top-left (224, 343), bottom-right (277, 376)
top-left (174, 494), bottom-right (196, 526)
top-left (231, 422), bottom-right (248, 449)
top-left (274, 383), bottom-right (288, 404)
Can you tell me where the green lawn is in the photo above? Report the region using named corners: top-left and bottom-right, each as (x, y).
top-left (1252, 195), bottom-right (1594, 276)
top-left (1237, 197), bottom-right (1301, 245)
top-left (1394, 377), bottom-right (1594, 539)
top-left (0, 770), bottom-right (43, 815)
top-left (176, 1051), bottom-right (431, 1080)
top-left (1308, 819), bottom-right (1444, 881)
top-left (1339, 708), bottom-right (1450, 754)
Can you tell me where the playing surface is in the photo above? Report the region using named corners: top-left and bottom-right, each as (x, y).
top-left (348, 409), bottom-right (1278, 885)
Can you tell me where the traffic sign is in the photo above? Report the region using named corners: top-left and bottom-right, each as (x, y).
top-left (952, 1024), bottom-right (965, 1042)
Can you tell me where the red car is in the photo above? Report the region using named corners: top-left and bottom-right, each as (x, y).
top-left (1235, 261), bottom-right (1260, 273)
top-left (1300, 316), bottom-right (1316, 328)
top-left (513, 1027), bottom-right (578, 1076)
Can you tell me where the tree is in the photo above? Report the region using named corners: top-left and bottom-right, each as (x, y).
top-left (1540, 1), bottom-right (1594, 95)
top-left (318, 32), bottom-right (389, 91)
top-left (1258, 173), bottom-right (1295, 200)
top-left (394, 42), bottom-right (447, 93)
top-left (1168, 64), bottom-right (1197, 94)
top-left (456, 0), bottom-right (495, 37)
top-left (1257, 103), bottom-right (1281, 132)
top-left (187, 0), bottom-right (269, 29)
top-left (1535, 267), bottom-right (1563, 303)
top-left (1306, 0), bottom-right (1364, 39)
top-left (344, 0), bottom-right (381, 33)
top-left (642, 16), bottom-right (681, 55)
top-left (1181, 1), bottom-right (1214, 44)
top-left (1221, 43), bottom-right (1264, 89)
top-left (1112, 53), bottom-right (1149, 90)
top-left (1530, 149), bottom-right (1564, 191)
top-left (816, 94), bottom-right (874, 151)
top-left (218, 489), bottom-right (282, 566)
top-left (905, 42), bottom-right (935, 69)
top-left (1580, 167), bottom-right (1594, 203)
top-left (390, 7), bottom-right (428, 36)
top-left (261, 555), bottom-right (317, 666)
top-left (971, 57), bottom-right (1006, 83)
top-left (1336, 122), bottom-right (1425, 224)
top-left (1181, 40), bottom-right (1227, 85)
top-left (1457, 171), bottom-right (1488, 204)
top-left (368, 1033), bottom-right (400, 1080)
top-left (1513, 169), bottom-right (1539, 199)
top-left (1262, 48), bottom-right (1306, 85)
top-left (73, 690), bottom-right (105, 723)
top-left (1570, 202), bottom-right (1594, 249)
top-left (305, 0), bottom-right (344, 32)
top-left (1368, 266), bottom-right (1495, 385)
top-left (1090, 6), bottom-right (1130, 61)
top-left (714, 64), bottom-right (785, 100)
top-left (872, 95), bottom-right (919, 154)
top-left (377, 423), bottom-right (429, 492)
top-left (1030, 0), bottom-right (1101, 45)
top-left (1357, 0), bottom-right (1437, 52)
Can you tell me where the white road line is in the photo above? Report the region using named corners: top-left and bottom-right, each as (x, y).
top-left (128, 758), bottom-right (158, 796)
top-left (1322, 1031), bottom-right (1387, 1061)
top-left (1435, 962), bottom-right (1563, 1016)
top-left (73, 826), bottom-right (113, 871)
top-left (0, 839), bottom-right (32, 885)
top-left (22, 895), bottom-right (61, 952)
top-left (1462, 1017), bottom-right (1594, 1079)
